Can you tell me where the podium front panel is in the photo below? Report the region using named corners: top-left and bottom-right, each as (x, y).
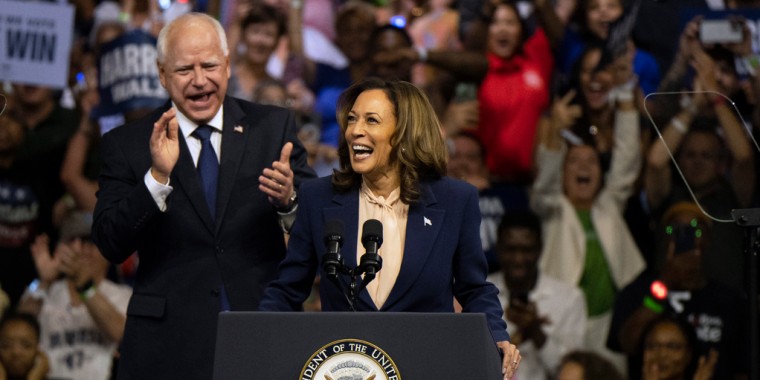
top-left (213, 311), bottom-right (503, 380)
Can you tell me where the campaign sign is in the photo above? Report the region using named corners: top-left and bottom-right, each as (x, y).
top-left (96, 29), bottom-right (167, 118)
top-left (0, 1), bottom-right (74, 88)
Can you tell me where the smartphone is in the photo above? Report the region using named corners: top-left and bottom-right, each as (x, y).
top-left (700, 19), bottom-right (743, 44)
top-left (673, 225), bottom-right (697, 255)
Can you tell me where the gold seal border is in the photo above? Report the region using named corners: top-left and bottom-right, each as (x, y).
top-left (299, 338), bottom-right (402, 380)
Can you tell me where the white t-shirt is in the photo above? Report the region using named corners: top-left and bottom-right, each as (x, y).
top-left (488, 273), bottom-right (587, 379)
top-left (38, 280), bottom-right (132, 380)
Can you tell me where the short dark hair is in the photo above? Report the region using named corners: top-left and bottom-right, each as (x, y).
top-left (451, 130), bottom-right (487, 162)
top-left (559, 350), bottom-right (625, 380)
top-left (497, 210), bottom-right (543, 243)
top-left (482, 0), bottom-right (529, 49)
top-left (240, 3), bottom-right (287, 38)
top-left (0, 312), bottom-right (41, 342)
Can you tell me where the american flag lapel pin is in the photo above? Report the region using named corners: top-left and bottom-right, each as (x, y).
top-left (424, 217), bottom-right (432, 226)
top-left (234, 125), bottom-right (244, 134)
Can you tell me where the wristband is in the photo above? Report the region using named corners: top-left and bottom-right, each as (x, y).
top-left (671, 117), bottom-right (688, 134)
top-left (77, 280), bottom-right (96, 301)
top-left (711, 95), bottom-right (727, 108)
top-left (679, 95), bottom-right (698, 116)
top-left (118, 12), bottom-right (131, 23)
top-left (415, 46), bottom-right (428, 63)
top-left (643, 295), bottom-right (664, 314)
top-left (27, 279), bottom-right (46, 300)
top-left (616, 89), bottom-right (634, 103)
top-left (276, 191), bottom-right (298, 213)
top-left (739, 54), bottom-right (760, 76)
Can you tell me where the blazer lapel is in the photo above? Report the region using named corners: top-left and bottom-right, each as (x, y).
top-left (173, 131), bottom-right (215, 233)
top-left (215, 99), bottom-right (248, 233)
top-left (382, 183), bottom-right (444, 310)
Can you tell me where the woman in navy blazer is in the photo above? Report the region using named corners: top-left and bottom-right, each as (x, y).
top-left (259, 78), bottom-right (521, 378)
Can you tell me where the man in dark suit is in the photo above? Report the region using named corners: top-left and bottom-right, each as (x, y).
top-left (92, 13), bottom-right (314, 379)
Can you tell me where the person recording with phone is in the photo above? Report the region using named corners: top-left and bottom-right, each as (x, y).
top-left (259, 78), bottom-right (521, 379)
top-left (645, 15), bottom-right (755, 295)
top-left (607, 202), bottom-right (748, 380)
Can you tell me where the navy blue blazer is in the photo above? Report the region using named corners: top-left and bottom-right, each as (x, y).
top-left (93, 97), bottom-right (314, 379)
top-left (260, 176), bottom-right (509, 342)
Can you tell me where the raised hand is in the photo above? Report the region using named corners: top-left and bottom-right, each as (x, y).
top-left (550, 89), bottom-right (582, 133)
top-left (259, 142), bottom-right (296, 209)
top-left (150, 108), bottom-right (180, 184)
top-left (693, 349), bottom-right (718, 380)
top-left (27, 350), bottom-right (50, 380)
top-left (57, 239), bottom-right (90, 288)
top-left (29, 234), bottom-right (60, 285)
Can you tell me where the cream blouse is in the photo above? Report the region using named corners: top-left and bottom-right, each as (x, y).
top-left (356, 181), bottom-right (409, 309)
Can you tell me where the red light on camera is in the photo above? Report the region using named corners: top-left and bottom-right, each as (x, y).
top-left (650, 280), bottom-right (668, 300)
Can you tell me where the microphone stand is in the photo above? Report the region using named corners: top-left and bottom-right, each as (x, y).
top-left (731, 208), bottom-right (759, 380)
top-left (323, 259), bottom-right (357, 312)
top-left (325, 256), bottom-right (381, 312)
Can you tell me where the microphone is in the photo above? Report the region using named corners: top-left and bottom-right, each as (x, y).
top-left (359, 219), bottom-right (383, 278)
top-left (322, 220), bottom-right (344, 280)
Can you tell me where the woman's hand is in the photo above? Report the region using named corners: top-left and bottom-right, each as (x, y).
top-left (496, 340), bottom-right (521, 379)
top-left (27, 350), bottom-right (50, 380)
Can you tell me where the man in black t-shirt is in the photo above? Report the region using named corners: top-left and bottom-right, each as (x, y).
top-left (607, 202), bottom-right (747, 379)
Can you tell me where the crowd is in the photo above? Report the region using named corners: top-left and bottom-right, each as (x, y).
top-left (1, 0), bottom-right (759, 378)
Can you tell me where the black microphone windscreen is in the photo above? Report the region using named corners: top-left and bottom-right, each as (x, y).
top-left (324, 220), bottom-right (344, 243)
top-left (361, 219), bottom-right (383, 245)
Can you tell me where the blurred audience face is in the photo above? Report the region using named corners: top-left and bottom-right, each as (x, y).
top-left (0, 117), bottom-right (24, 156)
top-left (643, 320), bottom-right (692, 380)
top-left (345, 89), bottom-right (398, 181)
top-left (372, 28), bottom-right (414, 82)
top-left (253, 81), bottom-right (288, 107)
top-left (676, 131), bottom-right (722, 190)
top-left (557, 361), bottom-right (585, 380)
top-left (662, 208), bottom-right (709, 289)
top-left (0, 319), bottom-right (38, 378)
top-left (487, 4), bottom-right (522, 59)
top-left (497, 227), bottom-right (541, 287)
top-left (447, 134), bottom-right (487, 181)
top-left (158, 16), bottom-right (230, 125)
top-left (11, 84), bottom-right (53, 108)
top-left (94, 22), bottom-right (126, 51)
top-left (563, 145), bottom-right (602, 209)
top-left (242, 21), bottom-right (280, 66)
top-left (579, 48), bottom-right (613, 110)
top-left (336, 11), bottom-right (375, 63)
top-left (585, 0), bottom-right (623, 40)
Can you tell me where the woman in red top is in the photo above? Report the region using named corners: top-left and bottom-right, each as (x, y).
top-left (476, 0), bottom-right (553, 183)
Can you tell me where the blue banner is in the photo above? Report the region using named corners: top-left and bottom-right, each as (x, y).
top-left (95, 29), bottom-right (167, 118)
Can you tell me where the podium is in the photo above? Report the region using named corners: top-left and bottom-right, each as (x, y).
top-left (213, 312), bottom-right (503, 379)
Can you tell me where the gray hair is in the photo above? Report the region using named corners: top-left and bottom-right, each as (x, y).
top-left (156, 12), bottom-right (229, 63)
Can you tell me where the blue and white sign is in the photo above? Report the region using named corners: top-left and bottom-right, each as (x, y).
top-left (0, 1), bottom-right (74, 88)
top-left (96, 29), bottom-right (167, 118)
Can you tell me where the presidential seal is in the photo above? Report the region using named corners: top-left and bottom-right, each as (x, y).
top-left (300, 339), bottom-right (401, 380)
